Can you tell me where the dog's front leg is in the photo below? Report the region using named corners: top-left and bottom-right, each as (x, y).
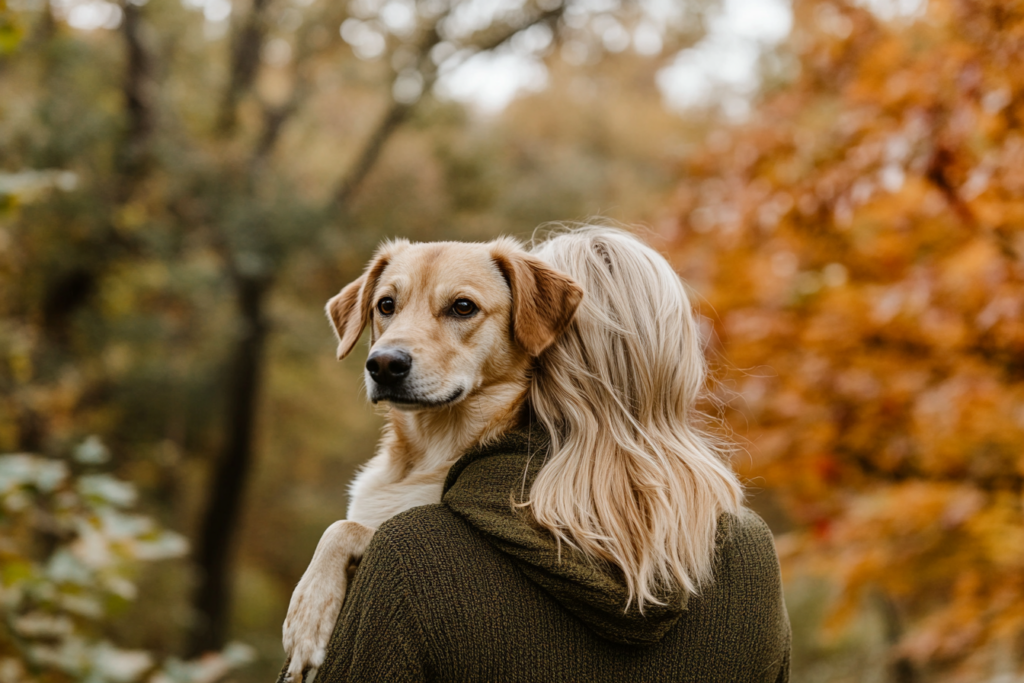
top-left (282, 520), bottom-right (375, 682)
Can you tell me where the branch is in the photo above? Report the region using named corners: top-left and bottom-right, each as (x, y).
top-left (247, 13), bottom-right (348, 168)
top-left (118, 1), bottom-right (153, 195)
top-left (251, 89), bottom-right (304, 167)
top-left (248, 47), bottom-right (319, 168)
top-left (329, 2), bottom-right (567, 212)
top-left (217, 0), bottom-right (273, 136)
top-left (331, 99), bottom-right (412, 210)
top-left (457, 4), bottom-right (566, 55)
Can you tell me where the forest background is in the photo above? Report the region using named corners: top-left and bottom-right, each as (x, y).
top-left (2, 0), bottom-right (1023, 681)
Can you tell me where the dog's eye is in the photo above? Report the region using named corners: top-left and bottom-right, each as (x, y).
top-left (377, 297), bottom-right (395, 316)
top-left (451, 299), bottom-right (477, 317)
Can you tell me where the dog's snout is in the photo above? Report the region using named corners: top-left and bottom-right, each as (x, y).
top-left (366, 348), bottom-right (412, 386)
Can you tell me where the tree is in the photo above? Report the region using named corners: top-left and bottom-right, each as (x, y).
top-left (664, 0), bottom-right (1024, 679)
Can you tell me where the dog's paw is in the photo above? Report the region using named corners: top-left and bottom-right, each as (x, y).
top-left (282, 573), bottom-right (345, 683)
top-left (282, 520), bottom-right (375, 681)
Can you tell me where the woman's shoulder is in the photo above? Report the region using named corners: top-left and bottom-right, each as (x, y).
top-left (720, 506), bottom-right (777, 548)
top-left (713, 507), bottom-right (786, 599)
top-left (375, 503), bottom-right (473, 542)
top-left (367, 503), bottom-right (488, 570)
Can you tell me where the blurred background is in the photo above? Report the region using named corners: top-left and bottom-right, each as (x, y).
top-left (2, 0), bottom-right (1022, 680)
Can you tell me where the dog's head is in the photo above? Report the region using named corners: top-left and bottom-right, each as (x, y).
top-left (326, 237), bottom-right (583, 410)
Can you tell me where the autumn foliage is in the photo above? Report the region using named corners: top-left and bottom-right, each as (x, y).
top-left (665, 0), bottom-right (1024, 678)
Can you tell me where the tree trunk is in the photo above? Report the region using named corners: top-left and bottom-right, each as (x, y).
top-left (879, 593), bottom-right (917, 683)
top-left (188, 274), bottom-right (270, 655)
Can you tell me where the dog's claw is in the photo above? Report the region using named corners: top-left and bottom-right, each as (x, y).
top-left (283, 657), bottom-right (319, 683)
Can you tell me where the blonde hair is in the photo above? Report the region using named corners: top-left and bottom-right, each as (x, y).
top-left (525, 226), bottom-right (743, 611)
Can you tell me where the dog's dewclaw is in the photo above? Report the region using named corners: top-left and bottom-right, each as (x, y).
top-left (283, 659), bottom-right (317, 683)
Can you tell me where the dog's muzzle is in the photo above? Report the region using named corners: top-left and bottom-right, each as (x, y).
top-left (366, 348), bottom-right (465, 408)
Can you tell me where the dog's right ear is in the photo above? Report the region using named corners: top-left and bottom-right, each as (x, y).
top-left (326, 240), bottom-right (408, 360)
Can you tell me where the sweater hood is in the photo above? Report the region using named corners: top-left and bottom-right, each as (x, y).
top-left (442, 429), bottom-right (689, 646)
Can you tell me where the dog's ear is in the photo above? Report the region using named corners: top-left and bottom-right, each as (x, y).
top-left (492, 244), bottom-right (584, 357)
top-left (326, 240), bottom-right (407, 360)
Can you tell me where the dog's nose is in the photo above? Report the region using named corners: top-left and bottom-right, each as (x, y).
top-left (365, 349), bottom-right (412, 387)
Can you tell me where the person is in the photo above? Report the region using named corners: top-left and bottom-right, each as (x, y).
top-left (286, 227), bottom-right (790, 682)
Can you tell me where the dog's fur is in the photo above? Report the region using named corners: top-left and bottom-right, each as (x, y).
top-left (282, 237), bottom-right (583, 680)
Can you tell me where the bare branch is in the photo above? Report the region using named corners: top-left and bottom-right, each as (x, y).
top-left (328, 15), bottom-right (446, 211)
top-left (251, 99), bottom-right (300, 165)
top-left (329, 2), bottom-right (567, 212)
top-left (118, 1), bottom-right (153, 195)
top-left (456, 3), bottom-right (566, 55)
top-left (332, 100), bottom-right (412, 210)
top-left (248, 11), bottom-right (351, 167)
top-left (217, 0), bottom-right (273, 136)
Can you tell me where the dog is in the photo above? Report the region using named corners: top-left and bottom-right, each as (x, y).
top-left (281, 236), bottom-right (583, 681)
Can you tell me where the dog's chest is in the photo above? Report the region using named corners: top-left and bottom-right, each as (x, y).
top-left (346, 452), bottom-right (451, 527)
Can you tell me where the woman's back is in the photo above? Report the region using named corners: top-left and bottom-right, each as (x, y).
top-left (308, 430), bottom-right (790, 683)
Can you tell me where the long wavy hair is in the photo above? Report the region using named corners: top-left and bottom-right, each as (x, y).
top-left (524, 226), bottom-right (744, 611)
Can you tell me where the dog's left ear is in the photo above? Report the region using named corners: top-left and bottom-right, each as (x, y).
top-left (492, 244), bottom-right (584, 357)
top-left (326, 240), bottom-right (408, 359)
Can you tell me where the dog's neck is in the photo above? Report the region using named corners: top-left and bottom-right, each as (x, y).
top-left (386, 377), bottom-right (529, 475)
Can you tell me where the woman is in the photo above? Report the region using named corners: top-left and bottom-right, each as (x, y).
top-left (300, 227), bottom-right (790, 682)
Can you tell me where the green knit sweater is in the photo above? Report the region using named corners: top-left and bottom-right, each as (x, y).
top-left (289, 430), bottom-right (791, 682)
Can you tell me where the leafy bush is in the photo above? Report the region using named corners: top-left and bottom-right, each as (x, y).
top-left (0, 439), bottom-right (253, 683)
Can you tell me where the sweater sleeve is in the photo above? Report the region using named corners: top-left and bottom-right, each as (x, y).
top-left (312, 532), bottom-right (431, 683)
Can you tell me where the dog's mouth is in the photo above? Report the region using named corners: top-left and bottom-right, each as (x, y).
top-left (371, 387), bottom-right (465, 409)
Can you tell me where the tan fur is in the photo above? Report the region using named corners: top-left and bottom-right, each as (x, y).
top-left (282, 237), bottom-right (582, 682)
